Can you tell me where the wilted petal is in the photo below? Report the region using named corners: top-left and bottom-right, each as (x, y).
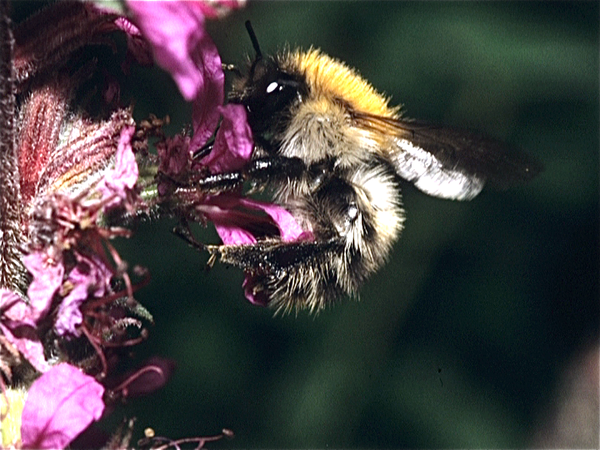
top-left (157, 135), bottom-right (191, 179)
top-left (98, 125), bottom-right (137, 207)
top-left (0, 324), bottom-right (50, 373)
top-left (23, 252), bottom-right (64, 323)
top-left (0, 288), bottom-right (32, 325)
top-left (55, 254), bottom-right (113, 337)
top-left (112, 125), bottom-right (138, 190)
top-left (200, 104), bottom-right (253, 174)
top-left (21, 363), bottom-right (105, 450)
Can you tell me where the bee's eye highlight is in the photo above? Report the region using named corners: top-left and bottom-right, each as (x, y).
top-left (266, 81), bottom-right (279, 94)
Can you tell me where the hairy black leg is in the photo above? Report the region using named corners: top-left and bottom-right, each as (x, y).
top-left (217, 237), bottom-right (350, 312)
top-left (216, 238), bottom-right (343, 273)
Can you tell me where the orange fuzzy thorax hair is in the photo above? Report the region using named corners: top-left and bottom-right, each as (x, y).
top-left (279, 48), bottom-right (400, 119)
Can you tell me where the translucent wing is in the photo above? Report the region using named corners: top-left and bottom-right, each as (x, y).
top-left (353, 113), bottom-right (542, 201)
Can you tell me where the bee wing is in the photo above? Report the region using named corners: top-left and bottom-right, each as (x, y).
top-left (355, 114), bottom-right (541, 201)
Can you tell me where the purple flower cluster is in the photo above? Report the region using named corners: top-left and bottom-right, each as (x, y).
top-left (0, 0), bottom-right (304, 448)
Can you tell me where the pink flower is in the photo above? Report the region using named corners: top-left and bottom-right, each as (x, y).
top-left (132, 1), bottom-right (308, 306)
top-left (0, 289), bottom-right (30, 325)
top-left (22, 252), bottom-right (64, 325)
top-left (200, 104), bottom-right (254, 173)
top-left (125, 1), bottom-right (253, 153)
top-left (0, 324), bottom-right (50, 373)
top-left (55, 253), bottom-right (113, 337)
top-left (21, 363), bottom-right (105, 450)
top-left (192, 105), bottom-right (305, 245)
top-left (0, 289), bottom-right (51, 373)
top-left (199, 195), bottom-right (306, 246)
top-left (126, 1), bottom-right (224, 105)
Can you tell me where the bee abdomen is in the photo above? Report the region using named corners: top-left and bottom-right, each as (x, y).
top-left (216, 159), bottom-right (404, 313)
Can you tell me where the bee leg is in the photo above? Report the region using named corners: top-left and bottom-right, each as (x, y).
top-left (172, 220), bottom-right (219, 270)
top-left (191, 155), bottom-right (306, 194)
top-left (244, 155), bottom-right (306, 186)
top-left (214, 238), bottom-right (348, 313)
top-left (215, 238), bottom-right (342, 273)
top-left (192, 140), bottom-right (214, 161)
top-left (193, 171), bottom-right (245, 193)
top-left (172, 220), bottom-right (204, 251)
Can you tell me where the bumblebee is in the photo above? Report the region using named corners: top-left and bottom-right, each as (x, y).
top-left (198, 22), bottom-right (539, 314)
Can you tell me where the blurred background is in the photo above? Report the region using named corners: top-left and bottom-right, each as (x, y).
top-left (14, 1), bottom-right (600, 448)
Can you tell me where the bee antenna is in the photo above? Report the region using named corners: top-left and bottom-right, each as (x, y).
top-left (245, 20), bottom-right (262, 60)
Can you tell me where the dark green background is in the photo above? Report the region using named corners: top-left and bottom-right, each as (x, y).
top-left (15, 1), bottom-right (600, 448)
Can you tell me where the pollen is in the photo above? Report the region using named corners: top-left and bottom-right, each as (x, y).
top-left (282, 48), bottom-right (400, 119)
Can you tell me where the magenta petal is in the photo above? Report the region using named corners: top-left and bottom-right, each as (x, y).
top-left (113, 125), bottom-right (138, 190)
top-left (54, 283), bottom-right (88, 337)
top-left (0, 288), bottom-right (33, 326)
top-left (200, 104), bottom-right (253, 173)
top-left (99, 125), bottom-right (137, 206)
top-left (239, 198), bottom-right (306, 242)
top-left (200, 202), bottom-right (257, 245)
top-left (21, 363), bottom-right (105, 450)
top-left (127, 1), bottom-right (224, 150)
top-left (55, 255), bottom-right (113, 337)
top-left (127, 1), bottom-right (224, 101)
top-left (199, 195), bottom-right (306, 246)
top-left (0, 324), bottom-right (50, 373)
top-left (23, 252), bottom-right (64, 323)
top-left (215, 221), bottom-right (257, 245)
top-left (188, 32), bottom-right (224, 151)
top-left (1, 288), bottom-right (49, 370)
top-left (242, 274), bottom-right (270, 307)
top-left (200, 198), bottom-right (310, 306)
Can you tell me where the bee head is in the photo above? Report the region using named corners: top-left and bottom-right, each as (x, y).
top-left (230, 21), bottom-right (307, 139)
